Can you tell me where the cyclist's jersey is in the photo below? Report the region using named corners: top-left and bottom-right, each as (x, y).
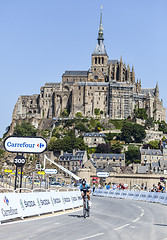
top-left (79, 183), bottom-right (90, 193)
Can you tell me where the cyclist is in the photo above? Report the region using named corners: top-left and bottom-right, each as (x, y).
top-left (79, 179), bottom-right (91, 206)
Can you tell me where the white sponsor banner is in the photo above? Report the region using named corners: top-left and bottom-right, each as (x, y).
top-left (145, 192), bottom-right (155, 202)
top-left (68, 191), bottom-right (79, 208)
top-left (50, 191), bottom-right (65, 212)
top-left (108, 190), bottom-right (115, 198)
top-left (126, 191), bottom-right (135, 200)
top-left (114, 190), bottom-right (121, 198)
top-left (35, 192), bottom-right (54, 214)
top-left (157, 193), bottom-right (166, 204)
top-left (19, 193), bottom-right (40, 217)
top-left (163, 193), bottom-right (167, 205)
top-left (102, 189), bottom-right (109, 197)
top-left (133, 191), bottom-right (140, 201)
top-left (0, 193), bottom-right (21, 221)
top-left (60, 192), bottom-right (73, 210)
top-left (138, 191), bottom-right (148, 201)
top-left (120, 191), bottom-right (128, 199)
top-left (75, 191), bottom-right (83, 206)
top-left (152, 192), bottom-right (160, 203)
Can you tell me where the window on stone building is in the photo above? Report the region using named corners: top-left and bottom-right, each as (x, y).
top-left (95, 57), bottom-right (97, 64)
top-left (78, 86), bottom-right (80, 90)
top-left (94, 68), bottom-right (96, 71)
top-left (79, 98), bottom-right (80, 101)
top-left (98, 58), bottom-right (100, 64)
top-left (102, 68), bottom-right (103, 71)
top-left (102, 57), bottom-right (104, 64)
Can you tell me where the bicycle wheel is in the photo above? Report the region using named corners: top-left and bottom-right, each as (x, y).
top-left (86, 209), bottom-right (90, 217)
top-left (83, 206), bottom-right (87, 218)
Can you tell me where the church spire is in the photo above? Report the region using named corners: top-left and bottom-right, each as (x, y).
top-left (92, 5), bottom-right (107, 56)
top-left (98, 5), bottom-right (104, 42)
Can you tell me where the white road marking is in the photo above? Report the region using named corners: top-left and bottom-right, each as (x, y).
top-left (114, 205), bottom-right (145, 231)
top-left (78, 233), bottom-right (104, 240)
top-left (114, 224), bottom-right (129, 231)
top-left (132, 217), bottom-right (140, 223)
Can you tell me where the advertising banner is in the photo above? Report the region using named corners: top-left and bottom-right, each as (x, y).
top-left (0, 193), bottom-right (21, 221)
top-left (68, 191), bottom-right (79, 208)
top-left (18, 193), bottom-right (41, 217)
top-left (60, 191), bottom-right (73, 210)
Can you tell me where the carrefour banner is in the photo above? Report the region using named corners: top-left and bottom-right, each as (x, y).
top-left (0, 193), bottom-right (22, 221)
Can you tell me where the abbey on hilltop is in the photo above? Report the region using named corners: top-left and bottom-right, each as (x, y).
top-left (12, 7), bottom-right (166, 123)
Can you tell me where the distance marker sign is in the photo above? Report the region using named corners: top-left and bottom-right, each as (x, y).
top-left (4, 136), bottom-right (47, 153)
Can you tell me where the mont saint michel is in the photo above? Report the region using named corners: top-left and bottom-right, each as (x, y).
top-left (12, 7), bottom-right (166, 125)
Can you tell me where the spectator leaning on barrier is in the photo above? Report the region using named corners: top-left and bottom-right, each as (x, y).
top-left (151, 184), bottom-right (157, 192)
top-left (157, 182), bottom-right (164, 193)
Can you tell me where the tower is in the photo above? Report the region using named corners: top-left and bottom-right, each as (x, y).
top-left (90, 6), bottom-right (108, 81)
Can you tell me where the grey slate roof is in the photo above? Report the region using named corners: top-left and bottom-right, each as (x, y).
top-left (141, 88), bottom-right (155, 97)
top-left (59, 151), bottom-right (85, 161)
top-left (83, 132), bottom-right (106, 138)
top-left (108, 60), bottom-right (119, 65)
top-left (92, 41), bottom-right (107, 55)
top-left (63, 71), bottom-right (88, 76)
top-left (77, 82), bottom-right (109, 86)
top-left (138, 165), bottom-right (149, 174)
top-left (92, 153), bottom-right (125, 160)
top-left (140, 149), bottom-right (163, 156)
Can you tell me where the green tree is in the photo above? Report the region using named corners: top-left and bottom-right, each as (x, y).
top-left (125, 146), bottom-right (141, 165)
top-left (13, 121), bottom-right (37, 136)
top-left (94, 108), bottom-right (100, 117)
top-left (110, 142), bottom-right (123, 153)
top-left (134, 108), bottom-right (148, 120)
top-left (75, 112), bottom-right (83, 118)
top-left (121, 121), bottom-right (133, 143)
top-left (132, 124), bottom-right (146, 143)
top-left (148, 140), bottom-right (160, 149)
top-left (158, 121), bottom-right (167, 134)
top-left (121, 121), bottom-right (146, 143)
top-left (145, 117), bottom-right (154, 130)
top-left (75, 123), bottom-right (89, 132)
top-left (61, 108), bottom-right (69, 118)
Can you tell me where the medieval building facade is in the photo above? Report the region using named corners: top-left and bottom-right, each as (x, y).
top-left (12, 8), bottom-right (166, 123)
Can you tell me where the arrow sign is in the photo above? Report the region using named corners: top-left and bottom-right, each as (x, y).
top-left (44, 169), bottom-right (57, 174)
top-left (97, 172), bottom-right (109, 178)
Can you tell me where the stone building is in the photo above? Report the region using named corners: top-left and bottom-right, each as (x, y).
top-left (58, 150), bottom-right (87, 177)
top-left (12, 7), bottom-right (166, 124)
top-left (83, 132), bottom-right (106, 148)
top-left (91, 153), bottom-right (125, 173)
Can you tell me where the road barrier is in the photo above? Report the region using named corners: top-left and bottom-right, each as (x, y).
top-left (0, 188), bottom-right (82, 223)
top-left (93, 188), bottom-right (167, 205)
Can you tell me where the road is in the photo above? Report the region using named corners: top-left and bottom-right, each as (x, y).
top-left (0, 196), bottom-right (167, 240)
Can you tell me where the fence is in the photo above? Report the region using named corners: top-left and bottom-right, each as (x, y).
top-left (0, 188), bottom-right (82, 223)
top-left (93, 188), bottom-right (167, 205)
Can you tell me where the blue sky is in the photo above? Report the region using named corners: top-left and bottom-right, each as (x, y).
top-left (0, 0), bottom-right (167, 138)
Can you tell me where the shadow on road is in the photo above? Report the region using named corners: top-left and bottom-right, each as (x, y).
top-left (154, 224), bottom-right (167, 227)
top-left (68, 214), bottom-right (84, 218)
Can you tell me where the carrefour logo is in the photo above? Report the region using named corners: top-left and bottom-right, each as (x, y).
top-left (37, 143), bottom-right (45, 148)
top-left (4, 196), bottom-right (9, 205)
top-left (4, 136), bottom-right (47, 153)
